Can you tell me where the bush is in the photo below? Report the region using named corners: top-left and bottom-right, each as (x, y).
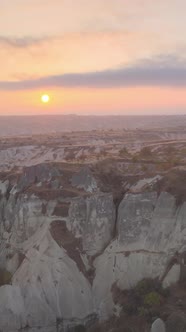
top-left (135, 279), bottom-right (151, 295)
top-left (117, 278), bottom-right (167, 320)
top-left (135, 279), bottom-right (162, 296)
top-left (0, 268), bottom-right (12, 286)
top-left (143, 292), bottom-right (161, 307)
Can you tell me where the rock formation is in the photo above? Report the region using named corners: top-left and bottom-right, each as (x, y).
top-left (0, 163), bottom-right (186, 331)
top-left (151, 318), bottom-right (166, 332)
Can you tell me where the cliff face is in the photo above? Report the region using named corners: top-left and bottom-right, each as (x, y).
top-left (93, 191), bottom-right (186, 317)
top-left (0, 164), bottom-right (186, 332)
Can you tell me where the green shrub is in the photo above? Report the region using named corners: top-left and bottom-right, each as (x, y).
top-left (143, 292), bottom-right (161, 307)
top-left (0, 268), bottom-right (12, 286)
top-left (119, 279), bottom-right (167, 319)
top-left (135, 279), bottom-right (150, 295)
top-left (135, 278), bottom-right (161, 296)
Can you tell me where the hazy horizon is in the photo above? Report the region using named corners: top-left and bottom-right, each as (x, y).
top-left (0, 113), bottom-right (186, 118)
top-left (0, 113), bottom-right (186, 137)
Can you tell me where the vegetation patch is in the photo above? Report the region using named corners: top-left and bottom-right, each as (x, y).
top-left (0, 268), bottom-right (12, 286)
top-left (112, 278), bottom-right (167, 320)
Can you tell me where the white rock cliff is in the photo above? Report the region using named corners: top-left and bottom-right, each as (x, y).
top-left (0, 164), bottom-right (185, 331)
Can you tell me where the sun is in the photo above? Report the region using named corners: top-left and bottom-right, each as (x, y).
top-left (41, 94), bottom-right (50, 103)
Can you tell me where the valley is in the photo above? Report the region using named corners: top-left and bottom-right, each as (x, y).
top-left (0, 116), bottom-right (186, 331)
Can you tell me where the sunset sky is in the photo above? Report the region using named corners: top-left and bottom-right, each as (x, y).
top-left (1, 0), bottom-right (186, 115)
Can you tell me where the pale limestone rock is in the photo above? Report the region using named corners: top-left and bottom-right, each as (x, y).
top-left (6, 253), bottom-right (21, 274)
top-left (68, 194), bottom-right (115, 256)
top-left (163, 264), bottom-right (181, 288)
top-left (0, 146), bottom-right (66, 171)
top-left (92, 191), bottom-right (186, 316)
top-left (117, 192), bottom-right (157, 249)
top-left (93, 247), bottom-right (167, 318)
top-left (130, 175), bottom-right (162, 193)
top-left (0, 285), bottom-right (26, 331)
top-left (12, 232), bottom-right (94, 323)
top-left (0, 180), bottom-right (9, 195)
top-left (0, 165), bottom-right (186, 331)
top-left (151, 318), bottom-right (166, 332)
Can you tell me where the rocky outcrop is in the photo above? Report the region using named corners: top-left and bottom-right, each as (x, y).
top-left (0, 165), bottom-right (186, 331)
top-left (68, 194), bottom-right (115, 256)
top-left (92, 190), bottom-right (186, 317)
top-left (18, 164), bottom-right (60, 190)
top-left (151, 318), bottom-right (166, 332)
top-left (0, 164), bottom-right (116, 331)
top-left (166, 312), bottom-right (186, 332)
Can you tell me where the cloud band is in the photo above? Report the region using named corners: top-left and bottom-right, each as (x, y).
top-left (1, 62), bottom-right (186, 90)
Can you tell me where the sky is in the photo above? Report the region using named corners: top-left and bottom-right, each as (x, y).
top-left (0, 0), bottom-right (186, 115)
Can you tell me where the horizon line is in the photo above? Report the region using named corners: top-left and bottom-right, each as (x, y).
top-left (0, 113), bottom-right (186, 118)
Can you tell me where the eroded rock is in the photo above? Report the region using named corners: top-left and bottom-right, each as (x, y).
top-left (71, 167), bottom-right (97, 193)
top-left (0, 165), bottom-right (186, 331)
top-left (151, 318), bottom-right (165, 332)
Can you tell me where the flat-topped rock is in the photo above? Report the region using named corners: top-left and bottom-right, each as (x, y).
top-left (18, 164), bottom-right (60, 190)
